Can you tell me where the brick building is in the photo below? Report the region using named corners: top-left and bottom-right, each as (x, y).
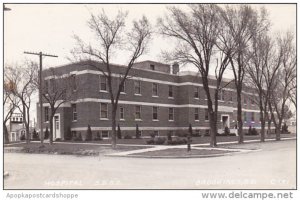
top-left (37, 60), bottom-right (263, 140)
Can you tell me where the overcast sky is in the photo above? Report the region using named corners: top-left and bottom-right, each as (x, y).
top-left (3, 3), bottom-right (296, 123)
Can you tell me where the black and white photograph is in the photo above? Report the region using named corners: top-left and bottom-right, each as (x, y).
top-left (1, 1), bottom-right (297, 199)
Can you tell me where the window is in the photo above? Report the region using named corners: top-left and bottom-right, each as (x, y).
top-left (71, 75), bottom-right (76, 91)
top-left (20, 117), bottom-right (22, 122)
top-left (100, 75), bottom-right (107, 91)
top-left (229, 92), bottom-right (233, 102)
top-left (101, 131), bottom-right (109, 138)
top-left (12, 117), bottom-right (15, 121)
top-left (154, 130), bottom-right (159, 137)
top-left (150, 64), bottom-right (155, 70)
top-left (168, 85), bottom-right (173, 97)
top-left (135, 105), bottom-right (141, 120)
top-left (205, 108), bottom-right (209, 121)
top-left (44, 107), bottom-right (49, 122)
top-left (195, 108), bottom-right (199, 121)
top-left (244, 112), bottom-right (247, 122)
top-left (119, 106), bottom-right (125, 120)
top-left (72, 104), bottom-right (77, 121)
top-left (251, 112), bottom-right (255, 122)
top-left (169, 108), bottom-right (174, 121)
top-left (194, 87), bottom-right (199, 98)
top-left (220, 90), bottom-right (225, 101)
top-left (100, 103), bottom-right (108, 119)
top-left (119, 78), bottom-right (125, 93)
top-left (152, 83), bottom-right (158, 97)
top-left (134, 80), bottom-right (141, 95)
top-left (153, 106), bottom-right (158, 120)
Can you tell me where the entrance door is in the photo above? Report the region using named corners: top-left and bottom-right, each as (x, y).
top-left (222, 115), bottom-right (229, 128)
top-left (53, 115), bottom-right (61, 139)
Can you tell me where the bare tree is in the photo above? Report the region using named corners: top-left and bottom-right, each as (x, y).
top-left (246, 32), bottom-right (273, 142)
top-left (268, 32), bottom-right (296, 141)
top-left (219, 5), bottom-right (270, 143)
top-left (38, 68), bottom-right (75, 145)
top-left (71, 10), bottom-right (152, 148)
top-left (158, 5), bottom-right (232, 147)
top-left (5, 62), bottom-right (38, 144)
top-left (3, 69), bottom-right (20, 143)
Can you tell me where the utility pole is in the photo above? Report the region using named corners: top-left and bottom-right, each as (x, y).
top-left (24, 51), bottom-right (58, 144)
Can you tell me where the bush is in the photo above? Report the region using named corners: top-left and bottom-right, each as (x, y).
top-left (224, 127), bottom-right (230, 136)
top-left (167, 132), bottom-right (172, 141)
top-left (150, 132), bottom-right (156, 138)
top-left (177, 132), bottom-right (188, 137)
top-left (65, 126), bottom-right (72, 140)
top-left (166, 137), bottom-right (187, 145)
top-left (146, 137), bottom-right (167, 145)
top-left (247, 127), bottom-right (259, 135)
top-left (94, 137), bottom-right (103, 141)
top-left (154, 137), bottom-right (166, 145)
top-left (86, 125), bottom-right (92, 141)
top-left (20, 134), bottom-right (26, 141)
top-left (44, 127), bottom-right (49, 139)
top-left (55, 138), bottom-right (62, 142)
top-left (282, 123), bottom-right (290, 134)
top-left (74, 132), bottom-right (82, 141)
top-left (124, 135), bottom-right (132, 139)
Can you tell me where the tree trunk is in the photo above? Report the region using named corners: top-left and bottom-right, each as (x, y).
top-left (49, 115), bottom-right (54, 145)
top-left (259, 99), bottom-right (265, 142)
top-left (237, 89), bottom-right (243, 144)
top-left (209, 111), bottom-right (217, 147)
top-left (26, 107), bottom-right (30, 144)
top-left (111, 107), bottom-right (117, 149)
top-left (275, 126), bottom-right (281, 141)
top-left (3, 123), bottom-right (9, 144)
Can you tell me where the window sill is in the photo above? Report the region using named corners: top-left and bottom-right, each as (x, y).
top-left (119, 119), bottom-right (125, 121)
top-left (135, 119), bottom-right (143, 121)
top-left (120, 92), bottom-right (126, 95)
top-left (194, 97), bottom-right (199, 100)
top-left (152, 96), bottom-right (159, 98)
top-left (205, 120), bottom-right (209, 122)
top-left (168, 120), bottom-right (174, 122)
top-left (100, 118), bottom-right (109, 120)
top-left (72, 120), bottom-right (77, 122)
top-left (195, 120), bottom-right (200, 122)
top-left (168, 97), bottom-right (174, 99)
top-left (99, 90), bottom-right (108, 93)
top-left (152, 119), bottom-right (159, 121)
top-left (134, 94), bottom-right (142, 96)
top-left (45, 121), bottom-right (49, 123)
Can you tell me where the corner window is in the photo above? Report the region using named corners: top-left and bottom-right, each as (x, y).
top-left (169, 108), bottom-right (174, 121)
top-left (134, 81), bottom-right (141, 95)
top-left (194, 108), bottom-right (199, 121)
top-left (135, 105), bottom-right (141, 120)
top-left (44, 107), bottom-right (49, 122)
top-left (153, 106), bottom-right (158, 120)
top-left (100, 103), bottom-right (108, 119)
top-left (100, 75), bottom-right (107, 91)
top-left (168, 85), bottom-right (173, 97)
top-left (152, 83), bottom-right (158, 97)
top-left (72, 104), bottom-right (77, 121)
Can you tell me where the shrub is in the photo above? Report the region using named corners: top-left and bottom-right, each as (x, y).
top-left (167, 131), bottom-right (172, 141)
top-left (117, 125), bottom-right (122, 139)
top-left (86, 125), bottom-right (92, 141)
top-left (65, 126), bottom-right (72, 140)
top-left (146, 139), bottom-right (154, 145)
top-left (251, 128), bottom-right (258, 135)
top-left (177, 132), bottom-right (188, 137)
top-left (32, 129), bottom-right (39, 141)
top-left (224, 127), bottom-right (230, 136)
top-left (154, 137), bottom-right (166, 145)
top-left (94, 137), bottom-right (103, 141)
top-left (135, 124), bottom-right (140, 139)
top-left (44, 127), bottom-right (49, 139)
top-left (167, 137), bottom-right (187, 145)
top-left (55, 138), bottom-right (62, 142)
top-left (282, 123), bottom-right (289, 134)
top-left (20, 134), bottom-right (26, 141)
top-left (150, 132), bottom-right (156, 139)
top-left (124, 135), bottom-right (132, 139)
top-left (74, 132), bottom-right (82, 141)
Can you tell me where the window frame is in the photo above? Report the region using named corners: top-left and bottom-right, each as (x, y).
top-left (194, 108), bottom-right (199, 121)
top-left (134, 80), bottom-right (141, 95)
top-left (194, 86), bottom-right (199, 99)
top-left (100, 103), bottom-right (108, 120)
top-left (135, 105), bottom-right (142, 120)
top-left (152, 106), bottom-right (159, 121)
top-left (168, 107), bottom-right (174, 121)
top-left (152, 83), bottom-right (159, 97)
top-left (119, 106), bottom-right (125, 120)
top-left (99, 75), bottom-right (108, 92)
top-left (168, 85), bottom-right (173, 98)
top-left (44, 107), bottom-right (49, 122)
top-left (72, 104), bottom-right (77, 121)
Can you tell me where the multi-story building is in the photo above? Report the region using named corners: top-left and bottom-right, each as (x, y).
top-left (37, 60), bottom-right (263, 140)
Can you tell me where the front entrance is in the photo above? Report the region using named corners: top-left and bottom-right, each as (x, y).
top-left (53, 114), bottom-right (61, 139)
top-left (221, 115), bottom-right (230, 129)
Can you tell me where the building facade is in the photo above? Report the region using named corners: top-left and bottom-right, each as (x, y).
top-left (37, 60), bottom-right (264, 140)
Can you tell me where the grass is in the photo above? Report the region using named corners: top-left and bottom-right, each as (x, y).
top-left (53, 134), bottom-right (295, 145)
top-left (131, 148), bottom-right (233, 157)
top-left (4, 142), bottom-right (149, 156)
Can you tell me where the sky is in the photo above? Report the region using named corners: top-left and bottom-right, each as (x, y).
top-left (3, 3), bottom-right (297, 123)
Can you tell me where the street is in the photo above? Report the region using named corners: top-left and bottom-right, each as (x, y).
top-left (4, 140), bottom-right (296, 189)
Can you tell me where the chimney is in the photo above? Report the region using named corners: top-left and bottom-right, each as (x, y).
top-left (172, 62), bottom-right (179, 75)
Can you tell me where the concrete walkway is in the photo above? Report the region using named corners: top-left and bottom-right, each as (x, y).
top-left (106, 137), bottom-right (296, 157)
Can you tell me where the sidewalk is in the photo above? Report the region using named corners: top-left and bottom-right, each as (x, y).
top-left (105, 137), bottom-right (295, 157)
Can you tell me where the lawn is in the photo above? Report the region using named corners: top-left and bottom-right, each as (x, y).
top-left (4, 142), bottom-right (149, 156)
top-left (131, 148), bottom-right (234, 157)
top-left (54, 133), bottom-right (295, 145)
